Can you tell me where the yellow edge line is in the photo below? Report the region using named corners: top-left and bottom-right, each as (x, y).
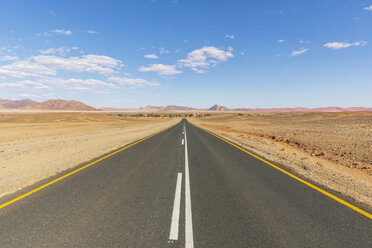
top-left (0, 124), bottom-right (176, 210)
top-left (197, 126), bottom-right (372, 220)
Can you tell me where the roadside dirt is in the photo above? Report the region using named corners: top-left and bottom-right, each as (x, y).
top-left (188, 112), bottom-right (372, 209)
top-left (0, 112), bottom-right (180, 198)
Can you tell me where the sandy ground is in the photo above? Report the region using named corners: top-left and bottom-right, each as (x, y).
top-left (0, 112), bottom-right (180, 198)
top-left (188, 112), bottom-right (372, 209)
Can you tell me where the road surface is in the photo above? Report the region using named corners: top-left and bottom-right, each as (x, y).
top-left (0, 120), bottom-right (371, 247)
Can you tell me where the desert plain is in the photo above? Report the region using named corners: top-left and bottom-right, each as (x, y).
top-left (0, 111), bottom-right (371, 210)
top-left (0, 112), bottom-right (179, 198)
top-left (189, 112), bottom-right (372, 209)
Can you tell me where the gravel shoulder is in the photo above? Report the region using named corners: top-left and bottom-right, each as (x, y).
top-left (188, 112), bottom-right (372, 210)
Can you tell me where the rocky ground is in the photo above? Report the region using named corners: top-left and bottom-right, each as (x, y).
top-left (188, 112), bottom-right (372, 209)
top-left (0, 112), bottom-right (179, 198)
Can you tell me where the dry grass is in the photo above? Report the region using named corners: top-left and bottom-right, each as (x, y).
top-left (0, 112), bottom-right (180, 198)
top-left (189, 112), bottom-right (372, 209)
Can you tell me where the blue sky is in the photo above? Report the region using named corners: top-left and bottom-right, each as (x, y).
top-left (0, 0), bottom-right (371, 108)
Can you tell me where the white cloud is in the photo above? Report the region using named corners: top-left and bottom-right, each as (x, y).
top-left (0, 80), bottom-right (49, 89)
top-left (0, 54), bottom-right (122, 79)
top-left (0, 77), bottom-right (117, 91)
top-left (109, 77), bottom-right (159, 87)
top-left (323, 41), bottom-right (367, 50)
top-left (18, 92), bottom-right (55, 99)
top-left (178, 46), bottom-right (234, 73)
top-left (40, 47), bottom-right (71, 55)
top-left (139, 64), bottom-right (182, 75)
top-left (144, 54), bottom-right (159, 59)
top-left (0, 55), bottom-right (19, 62)
top-left (0, 60), bottom-right (56, 78)
top-left (39, 29), bottom-right (72, 37)
top-left (278, 39), bottom-right (285, 43)
top-left (291, 48), bottom-right (309, 56)
top-left (33, 54), bottom-right (122, 74)
top-left (87, 30), bottom-right (98, 34)
top-left (364, 5), bottom-right (372, 10)
top-left (299, 40), bottom-right (310, 44)
top-left (0, 51), bottom-right (130, 93)
top-left (160, 48), bottom-right (170, 54)
top-left (226, 34), bottom-right (235, 39)
top-left (51, 29), bottom-right (72, 35)
top-left (39, 77), bottom-right (117, 90)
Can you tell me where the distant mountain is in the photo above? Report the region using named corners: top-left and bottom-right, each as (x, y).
top-left (23, 99), bottom-right (96, 111)
top-left (341, 107), bottom-right (372, 112)
top-left (235, 107), bottom-right (308, 112)
top-left (0, 98), bottom-right (96, 111)
top-left (311, 107), bottom-right (372, 112)
top-left (163, 105), bottom-right (196, 111)
top-left (136, 105), bottom-right (196, 111)
top-left (0, 98), bottom-right (36, 109)
top-left (138, 105), bottom-right (164, 111)
top-left (100, 104), bottom-right (372, 112)
top-left (235, 107), bottom-right (372, 112)
top-left (208, 104), bottom-right (230, 111)
top-left (99, 107), bottom-right (134, 111)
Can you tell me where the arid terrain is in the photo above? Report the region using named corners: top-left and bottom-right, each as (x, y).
top-left (0, 112), bottom-right (179, 198)
top-left (188, 112), bottom-right (372, 209)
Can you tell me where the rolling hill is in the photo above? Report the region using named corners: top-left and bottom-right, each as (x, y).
top-left (0, 98), bottom-right (96, 111)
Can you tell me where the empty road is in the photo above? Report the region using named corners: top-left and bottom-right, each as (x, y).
top-left (0, 120), bottom-right (371, 247)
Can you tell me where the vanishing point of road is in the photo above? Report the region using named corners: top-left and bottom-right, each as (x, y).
top-left (0, 120), bottom-right (371, 247)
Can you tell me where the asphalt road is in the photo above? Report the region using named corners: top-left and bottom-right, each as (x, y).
top-left (0, 119), bottom-right (371, 247)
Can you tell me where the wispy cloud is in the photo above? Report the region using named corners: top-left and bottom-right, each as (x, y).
top-left (323, 41), bottom-right (367, 50)
top-left (299, 40), bottom-right (310, 44)
top-left (139, 64), bottom-right (182, 75)
top-left (291, 48), bottom-right (309, 56)
top-left (0, 78), bottom-right (117, 92)
top-left (225, 34), bottom-right (235, 39)
top-left (19, 92), bottom-right (55, 99)
top-left (87, 30), bottom-right (98, 34)
top-left (364, 5), bottom-right (372, 11)
top-left (51, 29), bottom-right (72, 35)
top-left (40, 47), bottom-right (72, 56)
top-left (39, 77), bottom-right (117, 90)
top-left (109, 77), bottom-right (159, 87)
top-left (0, 54), bottom-right (122, 80)
top-left (0, 60), bottom-right (56, 78)
top-left (159, 48), bottom-right (170, 54)
top-left (33, 54), bottom-right (122, 75)
top-left (40, 29), bottom-right (72, 37)
top-left (277, 39), bottom-right (285, 43)
top-left (0, 80), bottom-right (49, 89)
top-left (0, 55), bottom-right (19, 62)
top-left (178, 46), bottom-right (234, 73)
top-left (144, 54), bottom-right (159, 59)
